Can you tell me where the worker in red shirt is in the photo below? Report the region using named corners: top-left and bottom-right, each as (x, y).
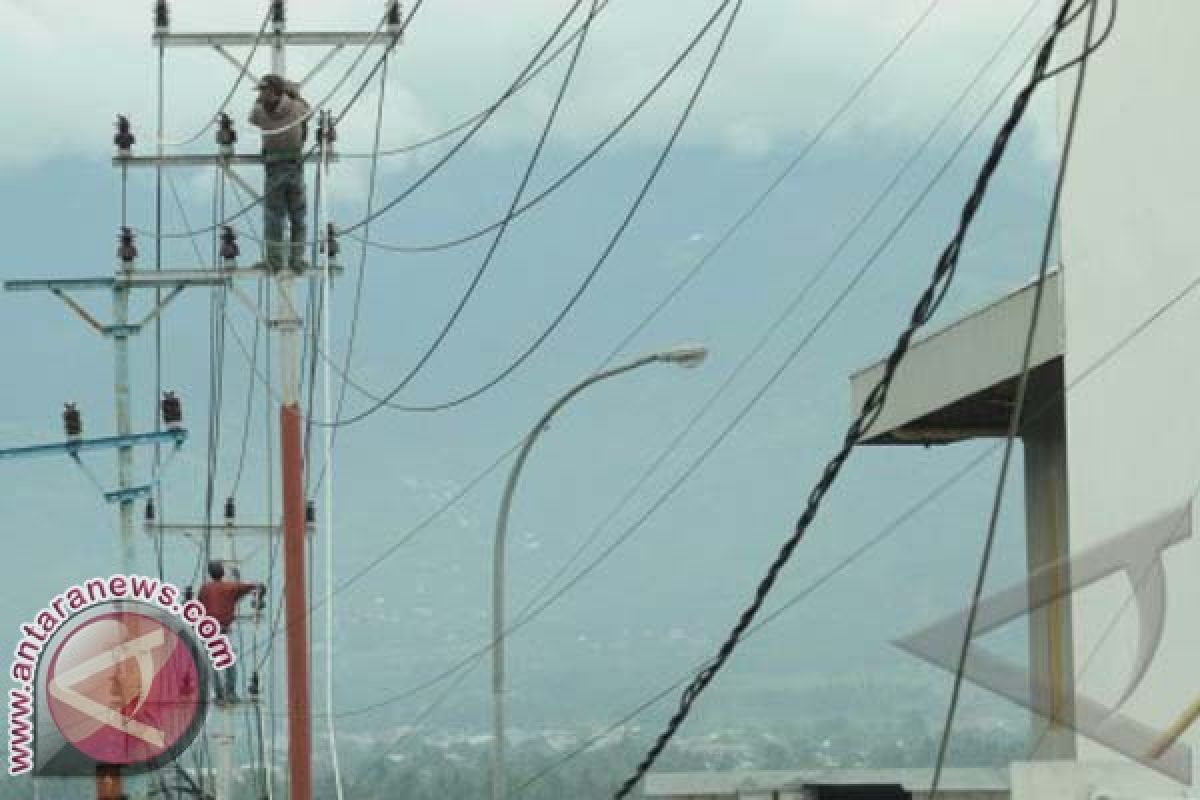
top-left (198, 561), bottom-right (265, 704)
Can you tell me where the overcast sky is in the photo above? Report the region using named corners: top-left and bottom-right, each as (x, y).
top-left (0, 0), bottom-right (1068, 742)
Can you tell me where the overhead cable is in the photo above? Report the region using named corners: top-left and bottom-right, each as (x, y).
top-left (927, 1), bottom-right (1104, 796)
top-left (611, 1), bottom-right (1093, 794)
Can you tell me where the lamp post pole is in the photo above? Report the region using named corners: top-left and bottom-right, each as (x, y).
top-left (490, 345), bottom-right (707, 800)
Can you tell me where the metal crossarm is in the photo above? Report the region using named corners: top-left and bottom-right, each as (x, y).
top-left (112, 153), bottom-right (341, 168)
top-left (0, 429), bottom-right (187, 462)
top-left (146, 521), bottom-right (314, 536)
top-left (153, 31), bottom-right (396, 47)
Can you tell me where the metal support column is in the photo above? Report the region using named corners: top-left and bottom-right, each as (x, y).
top-left (1022, 366), bottom-right (1077, 759)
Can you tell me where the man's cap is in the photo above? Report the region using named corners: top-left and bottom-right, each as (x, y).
top-left (256, 74), bottom-right (287, 92)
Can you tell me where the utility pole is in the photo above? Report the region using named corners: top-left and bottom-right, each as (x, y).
top-left (145, 499), bottom-right (316, 800)
top-left (7, 3), bottom-right (401, 796)
top-left (145, 4), bottom-right (403, 798)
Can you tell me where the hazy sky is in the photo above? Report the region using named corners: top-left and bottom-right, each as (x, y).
top-left (0, 0), bottom-right (1065, 742)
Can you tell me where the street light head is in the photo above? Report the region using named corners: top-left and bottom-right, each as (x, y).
top-left (659, 344), bottom-right (708, 369)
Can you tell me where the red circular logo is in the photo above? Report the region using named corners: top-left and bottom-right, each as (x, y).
top-left (46, 610), bottom-right (204, 767)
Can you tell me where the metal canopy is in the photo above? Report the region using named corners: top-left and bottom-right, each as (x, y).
top-left (849, 270), bottom-right (1064, 445)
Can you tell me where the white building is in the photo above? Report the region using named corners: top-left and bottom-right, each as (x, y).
top-left (652, 2), bottom-right (1200, 798)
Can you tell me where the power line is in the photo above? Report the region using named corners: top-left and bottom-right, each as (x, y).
top-left (305, 0), bottom-right (755, 420)
top-left (211, 246), bottom-right (1200, 722)
top-left (130, 0), bottom-right (423, 242)
top-left (339, 0), bottom-right (750, 255)
top-left (311, 56), bottom-right (391, 496)
top-left (315, 0), bottom-right (600, 426)
top-left (322, 0), bottom-right (745, 423)
top-left (611, 0), bottom-right (1087, 792)
top-left (927, 1), bottom-right (1103, 795)
top-left (156, 5), bottom-right (273, 148)
top-left (333, 0), bottom-right (594, 237)
top-left (339, 0), bottom-right (615, 160)
top-left (241, 0), bottom-right (1045, 658)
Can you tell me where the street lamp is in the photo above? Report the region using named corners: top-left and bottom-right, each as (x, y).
top-left (490, 345), bottom-right (708, 800)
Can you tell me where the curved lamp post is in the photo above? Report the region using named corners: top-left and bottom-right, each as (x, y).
top-left (490, 345), bottom-right (708, 800)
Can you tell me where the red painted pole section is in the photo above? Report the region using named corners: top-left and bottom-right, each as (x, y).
top-left (281, 403), bottom-right (311, 800)
top-left (96, 765), bottom-right (121, 800)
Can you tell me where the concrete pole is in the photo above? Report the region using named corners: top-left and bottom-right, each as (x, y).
top-left (270, 6), bottom-right (312, 798)
top-left (114, 277), bottom-right (134, 569)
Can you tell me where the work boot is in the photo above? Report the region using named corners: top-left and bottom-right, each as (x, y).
top-left (255, 242), bottom-right (286, 273)
top-left (288, 237), bottom-right (309, 275)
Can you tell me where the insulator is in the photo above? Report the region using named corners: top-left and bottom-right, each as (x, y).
top-left (224, 496), bottom-right (236, 522)
top-left (324, 223), bottom-right (340, 261)
top-left (144, 498), bottom-right (156, 523)
top-left (270, 0), bottom-right (285, 29)
top-left (114, 115), bottom-right (135, 155)
top-left (305, 500), bottom-right (315, 525)
top-left (216, 113), bottom-right (237, 149)
top-left (219, 226), bottom-right (239, 263)
top-left (63, 403), bottom-right (83, 439)
top-left (317, 111), bottom-right (337, 150)
top-left (248, 671), bottom-right (261, 697)
top-left (161, 391), bottom-right (183, 428)
top-left (154, 0), bottom-right (169, 32)
top-left (183, 585), bottom-right (194, 602)
top-left (386, 0), bottom-right (403, 31)
top-left (116, 226), bottom-right (137, 265)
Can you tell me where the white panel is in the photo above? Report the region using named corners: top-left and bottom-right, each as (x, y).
top-left (1059, 0), bottom-right (1200, 784)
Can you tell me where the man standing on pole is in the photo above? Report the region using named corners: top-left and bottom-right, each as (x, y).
top-left (249, 74), bottom-right (311, 273)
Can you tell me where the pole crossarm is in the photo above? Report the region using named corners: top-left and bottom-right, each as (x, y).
top-left (6, 266), bottom-right (341, 293)
top-left (0, 429), bottom-right (187, 462)
top-left (104, 485), bottom-right (155, 504)
top-left (112, 153), bottom-right (341, 168)
top-left (145, 521), bottom-right (314, 537)
top-left (153, 31), bottom-right (398, 48)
